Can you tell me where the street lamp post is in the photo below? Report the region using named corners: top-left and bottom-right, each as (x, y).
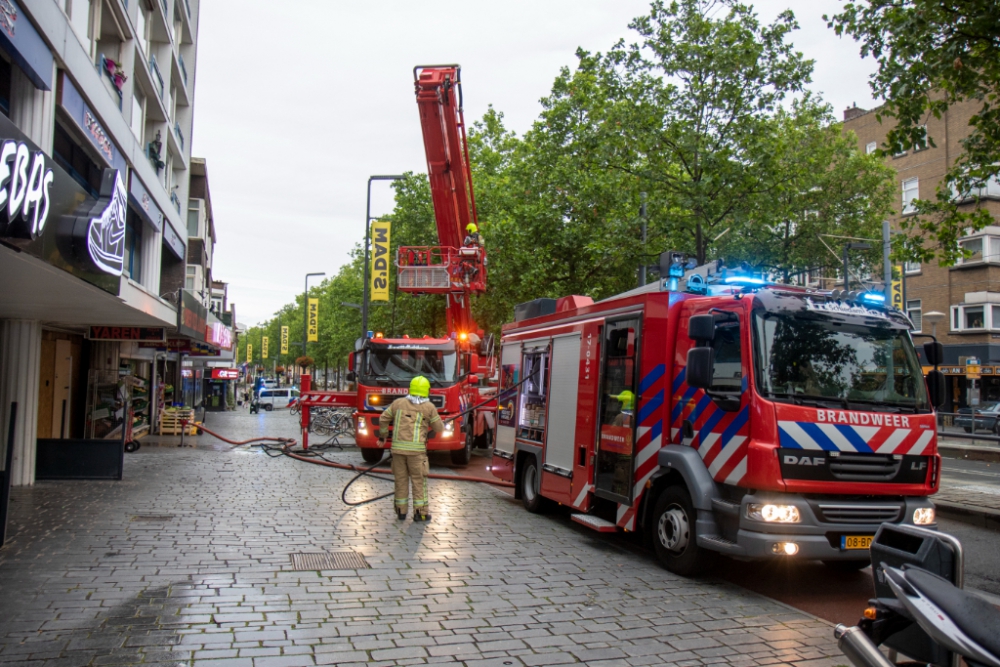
top-left (302, 272), bottom-right (325, 379)
top-left (362, 175), bottom-right (406, 338)
top-left (842, 242), bottom-right (872, 292)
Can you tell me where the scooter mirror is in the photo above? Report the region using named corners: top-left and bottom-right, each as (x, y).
top-left (923, 340), bottom-right (944, 366)
top-left (926, 369), bottom-right (946, 408)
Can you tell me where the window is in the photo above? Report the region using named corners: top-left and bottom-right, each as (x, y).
top-left (865, 142), bottom-right (877, 155)
top-left (904, 261), bottom-right (921, 274)
top-left (53, 123), bottom-right (101, 197)
top-left (185, 265), bottom-right (196, 290)
top-left (906, 300), bottom-right (922, 332)
top-left (124, 212), bottom-right (143, 282)
top-left (952, 305), bottom-right (986, 331)
top-left (961, 237), bottom-right (984, 262)
top-left (0, 55), bottom-right (11, 117)
top-left (211, 297), bottom-right (223, 313)
top-left (135, 2), bottom-right (149, 55)
top-left (914, 124), bottom-right (928, 151)
top-left (66, 0), bottom-right (93, 52)
top-left (187, 209), bottom-right (199, 237)
top-left (130, 91), bottom-right (144, 141)
top-left (711, 319), bottom-right (743, 392)
top-left (902, 178), bottom-right (919, 214)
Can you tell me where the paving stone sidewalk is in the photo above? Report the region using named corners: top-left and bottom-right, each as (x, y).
top-left (0, 412), bottom-right (844, 667)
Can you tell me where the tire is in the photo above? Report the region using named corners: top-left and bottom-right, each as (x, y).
top-left (361, 448), bottom-right (383, 464)
top-left (650, 487), bottom-right (713, 576)
top-left (124, 441), bottom-right (140, 453)
top-left (450, 429), bottom-right (473, 466)
top-left (474, 428), bottom-right (494, 449)
top-left (521, 457), bottom-right (545, 513)
top-left (822, 559), bottom-right (870, 572)
top-left (264, 404), bottom-right (273, 412)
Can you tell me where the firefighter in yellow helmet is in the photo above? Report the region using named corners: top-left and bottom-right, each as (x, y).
top-left (377, 376), bottom-right (444, 521)
top-left (463, 223), bottom-right (483, 247)
top-left (613, 390), bottom-right (635, 427)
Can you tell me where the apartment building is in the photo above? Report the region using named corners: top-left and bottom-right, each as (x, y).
top-left (844, 100), bottom-right (1000, 411)
top-left (0, 0), bottom-right (233, 489)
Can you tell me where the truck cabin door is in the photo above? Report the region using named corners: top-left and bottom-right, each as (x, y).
top-left (594, 317), bottom-right (641, 503)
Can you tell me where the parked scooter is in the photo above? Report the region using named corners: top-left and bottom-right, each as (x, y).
top-left (835, 523), bottom-right (1000, 667)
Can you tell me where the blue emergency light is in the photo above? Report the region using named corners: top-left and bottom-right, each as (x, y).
top-left (721, 275), bottom-right (767, 287)
top-left (860, 292), bottom-right (887, 305)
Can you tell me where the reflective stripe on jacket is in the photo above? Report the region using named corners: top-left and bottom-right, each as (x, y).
top-left (379, 396), bottom-right (444, 452)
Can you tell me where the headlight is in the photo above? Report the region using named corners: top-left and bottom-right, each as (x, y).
top-left (913, 507), bottom-right (935, 525)
top-left (358, 417), bottom-right (367, 429)
top-left (445, 421), bottom-right (454, 432)
top-left (747, 503), bottom-right (801, 523)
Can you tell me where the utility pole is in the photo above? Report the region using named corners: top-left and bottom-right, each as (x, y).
top-left (361, 175), bottom-right (406, 338)
top-left (639, 192), bottom-right (648, 287)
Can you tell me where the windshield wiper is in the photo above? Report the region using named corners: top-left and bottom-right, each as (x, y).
top-left (374, 375), bottom-right (402, 387)
top-left (845, 397), bottom-right (919, 413)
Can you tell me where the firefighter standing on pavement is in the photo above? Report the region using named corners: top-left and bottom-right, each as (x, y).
top-left (377, 376), bottom-right (444, 522)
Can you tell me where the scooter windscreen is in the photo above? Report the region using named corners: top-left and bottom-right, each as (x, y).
top-left (882, 565), bottom-right (1000, 667)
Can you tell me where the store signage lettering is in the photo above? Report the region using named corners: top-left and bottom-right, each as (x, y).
top-left (0, 139), bottom-right (54, 240)
top-left (84, 110), bottom-right (114, 163)
top-left (211, 368), bottom-right (239, 380)
top-left (205, 321), bottom-right (232, 349)
top-left (89, 326), bottom-right (166, 342)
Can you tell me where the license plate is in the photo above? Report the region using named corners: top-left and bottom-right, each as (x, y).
top-left (841, 535), bottom-right (873, 550)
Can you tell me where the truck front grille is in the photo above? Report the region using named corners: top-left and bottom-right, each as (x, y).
top-left (817, 503), bottom-right (902, 524)
top-left (829, 453), bottom-right (901, 481)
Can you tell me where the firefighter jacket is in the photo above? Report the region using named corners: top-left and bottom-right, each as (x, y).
top-left (379, 395), bottom-right (444, 452)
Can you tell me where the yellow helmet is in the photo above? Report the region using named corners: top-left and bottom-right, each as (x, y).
top-left (410, 376), bottom-right (431, 398)
top-left (616, 390), bottom-right (635, 411)
top-left (466, 223), bottom-right (478, 233)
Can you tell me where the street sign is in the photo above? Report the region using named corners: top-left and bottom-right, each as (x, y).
top-left (307, 299), bottom-right (319, 342)
top-left (280, 326), bottom-right (289, 354)
top-left (891, 264), bottom-right (903, 311)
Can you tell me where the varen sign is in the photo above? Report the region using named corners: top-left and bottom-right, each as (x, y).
top-left (89, 326), bottom-right (166, 342)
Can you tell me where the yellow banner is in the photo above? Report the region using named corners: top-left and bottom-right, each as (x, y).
top-left (307, 298), bottom-right (319, 342)
top-left (235, 345), bottom-right (240, 365)
top-left (891, 264), bottom-right (903, 311)
top-left (246, 343), bottom-right (252, 362)
top-left (280, 326), bottom-right (289, 354)
top-left (371, 219), bottom-right (391, 301)
top-left (262, 336), bottom-right (269, 359)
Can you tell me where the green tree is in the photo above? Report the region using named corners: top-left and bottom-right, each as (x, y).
top-left (828, 0), bottom-right (1000, 264)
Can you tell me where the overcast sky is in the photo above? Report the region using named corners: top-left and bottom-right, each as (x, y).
top-left (191, 0), bottom-right (879, 327)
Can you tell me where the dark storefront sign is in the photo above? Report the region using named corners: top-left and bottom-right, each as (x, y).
top-left (56, 73), bottom-right (127, 173)
top-left (88, 326), bottom-right (166, 342)
top-left (0, 1), bottom-right (53, 91)
top-left (162, 216), bottom-right (184, 259)
top-left (139, 338), bottom-right (217, 355)
top-left (127, 174), bottom-right (162, 232)
top-left (0, 113), bottom-right (125, 294)
top-left (210, 368), bottom-right (239, 380)
top-left (177, 290), bottom-right (207, 342)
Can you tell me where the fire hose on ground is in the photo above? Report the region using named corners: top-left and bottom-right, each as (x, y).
top-left (179, 419), bottom-right (515, 508)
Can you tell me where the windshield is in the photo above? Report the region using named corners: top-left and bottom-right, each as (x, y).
top-left (363, 346), bottom-right (457, 385)
top-left (753, 311), bottom-right (930, 412)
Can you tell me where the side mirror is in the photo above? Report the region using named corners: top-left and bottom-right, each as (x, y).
top-left (688, 314), bottom-right (716, 343)
top-left (923, 341), bottom-right (944, 366)
top-left (348, 353), bottom-right (356, 372)
top-left (926, 369), bottom-right (946, 408)
top-left (686, 347), bottom-right (714, 390)
top-left (469, 355), bottom-right (480, 374)
top-left (346, 371), bottom-right (356, 383)
top-left (467, 373), bottom-right (480, 385)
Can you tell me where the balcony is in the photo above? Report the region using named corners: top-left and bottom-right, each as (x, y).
top-left (178, 53), bottom-right (188, 88)
top-left (174, 122), bottom-right (185, 152)
top-left (148, 54), bottom-right (165, 99)
top-left (170, 190), bottom-right (181, 213)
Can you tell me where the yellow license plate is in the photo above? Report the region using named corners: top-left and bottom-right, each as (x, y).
top-left (841, 535), bottom-right (873, 550)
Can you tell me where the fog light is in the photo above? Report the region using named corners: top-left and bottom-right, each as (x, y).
top-left (913, 507), bottom-right (935, 525)
top-left (748, 503), bottom-right (801, 523)
top-left (772, 542), bottom-right (799, 556)
top-left (358, 417), bottom-right (367, 429)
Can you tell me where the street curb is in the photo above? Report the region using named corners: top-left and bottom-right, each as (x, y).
top-left (938, 443), bottom-right (1000, 463)
top-left (934, 500), bottom-right (1000, 533)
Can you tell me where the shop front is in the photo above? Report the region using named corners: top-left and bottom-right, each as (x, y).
top-left (205, 368), bottom-right (238, 412)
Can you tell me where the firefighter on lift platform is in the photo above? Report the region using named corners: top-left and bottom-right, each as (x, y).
top-left (377, 376), bottom-right (444, 522)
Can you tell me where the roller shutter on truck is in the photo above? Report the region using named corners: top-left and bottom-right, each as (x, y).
top-left (495, 342), bottom-right (521, 456)
top-left (543, 334), bottom-right (581, 476)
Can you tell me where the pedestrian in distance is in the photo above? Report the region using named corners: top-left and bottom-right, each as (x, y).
top-left (377, 376), bottom-right (444, 522)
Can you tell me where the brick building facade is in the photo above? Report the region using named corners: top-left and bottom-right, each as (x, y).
top-left (844, 101), bottom-right (1000, 411)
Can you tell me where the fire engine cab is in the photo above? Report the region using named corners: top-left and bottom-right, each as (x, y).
top-left (491, 257), bottom-right (945, 575)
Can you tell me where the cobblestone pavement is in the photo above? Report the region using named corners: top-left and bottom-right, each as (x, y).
top-left (0, 412), bottom-right (844, 667)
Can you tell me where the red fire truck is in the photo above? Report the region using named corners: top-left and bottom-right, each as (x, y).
top-left (331, 65), bottom-right (494, 465)
top-left (491, 258), bottom-right (945, 575)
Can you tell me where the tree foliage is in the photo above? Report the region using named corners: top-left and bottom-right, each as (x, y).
top-left (828, 0), bottom-right (1000, 265)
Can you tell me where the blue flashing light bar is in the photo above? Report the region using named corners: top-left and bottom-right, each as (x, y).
top-left (721, 275), bottom-right (767, 286)
top-left (860, 292), bottom-right (887, 304)
top-left (367, 330), bottom-right (375, 339)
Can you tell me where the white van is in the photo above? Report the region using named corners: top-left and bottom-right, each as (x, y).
top-left (258, 387), bottom-right (299, 411)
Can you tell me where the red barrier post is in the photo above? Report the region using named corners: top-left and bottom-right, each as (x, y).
top-left (300, 373), bottom-right (311, 450)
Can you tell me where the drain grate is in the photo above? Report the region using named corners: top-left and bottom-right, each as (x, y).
top-left (131, 515), bottom-right (175, 522)
top-left (291, 551), bottom-right (369, 571)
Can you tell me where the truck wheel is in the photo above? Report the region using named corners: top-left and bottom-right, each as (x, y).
top-left (361, 448), bottom-right (383, 464)
top-left (651, 487), bottom-right (712, 576)
top-left (822, 560), bottom-right (870, 572)
top-left (521, 458), bottom-right (544, 513)
top-left (450, 430), bottom-right (473, 466)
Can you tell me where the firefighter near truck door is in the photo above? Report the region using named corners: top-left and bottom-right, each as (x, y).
top-left (596, 318), bottom-right (641, 502)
